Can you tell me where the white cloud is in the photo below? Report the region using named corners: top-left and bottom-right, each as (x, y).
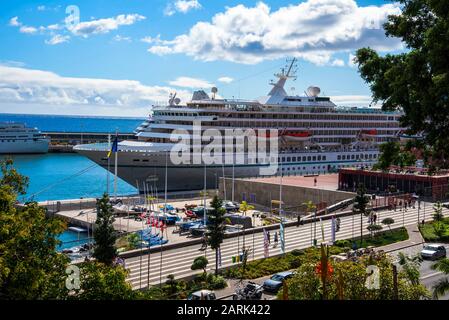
top-left (330, 59), bottom-right (345, 67)
top-left (164, 0), bottom-right (202, 16)
top-left (9, 16), bottom-right (21, 26)
top-left (113, 35), bottom-right (132, 42)
top-left (150, 0), bottom-right (402, 65)
top-left (0, 65), bottom-right (192, 116)
top-left (45, 34), bottom-right (70, 45)
top-left (169, 76), bottom-right (214, 88)
top-left (348, 53), bottom-right (357, 68)
top-left (37, 5), bottom-right (46, 11)
top-left (19, 25), bottom-right (38, 34)
top-left (68, 14), bottom-right (146, 37)
top-left (217, 76), bottom-right (234, 84)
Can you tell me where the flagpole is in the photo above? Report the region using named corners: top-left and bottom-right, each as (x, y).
top-left (114, 130), bottom-right (118, 200)
top-left (107, 134), bottom-right (111, 194)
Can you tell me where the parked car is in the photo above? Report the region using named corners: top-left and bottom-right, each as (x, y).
top-left (233, 281), bottom-right (263, 300)
top-left (421, 244), bottom-right (447, 260)
top-left (262, 271), bottom-right (295, 292)
top-left (187, 290), bottom-right (216, 300)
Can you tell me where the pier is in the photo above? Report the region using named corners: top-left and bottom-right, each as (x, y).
top-left (44, 131), bottom-right (136, 153)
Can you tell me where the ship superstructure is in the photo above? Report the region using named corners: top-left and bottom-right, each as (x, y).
top-left (0, 122), bottom-right (49, 154)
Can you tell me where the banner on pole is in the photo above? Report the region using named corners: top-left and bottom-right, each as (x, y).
top-left (331, 216), bottom-right (336, 244)
top-left (280, 222), bottom-right (285, 254)
top-left (263, 228), bottom-right (269, 258)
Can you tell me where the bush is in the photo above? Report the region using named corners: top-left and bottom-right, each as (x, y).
top-left (291, 249), bottom-right (304, 256)
top-left (334, 239), bottom-right (351, 248)
top-left (206, 274), bottom-right (227, 290)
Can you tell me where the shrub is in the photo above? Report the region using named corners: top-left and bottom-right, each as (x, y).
top-left (334, 239), bottom-right (351, 248)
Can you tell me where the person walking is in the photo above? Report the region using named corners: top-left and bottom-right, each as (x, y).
top-left (336, 217), bottom-right (341, 232)
top-left (267, 231), bottom-right (271, 245)
top-left (297, 215), bottom-right (301, 227)
top-left (200, 233), bottom-right (207, 250)
top-left (274, 231), bottom-right (278, 247)
top-left (314, 177), bottom-right (317, 186)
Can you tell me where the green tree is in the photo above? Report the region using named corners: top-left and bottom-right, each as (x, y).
top-left (381, 218), bottom-right (395, 232)
top-left (367, 224), bottom-right (383, 237)
top-left (239, 201), bottom-right (254, 216)
top-left (93, 193), bottom-right (117, 265)
top-left (206, 195), bottom-right (226, 275)
top-left (0, 160), bottom-right (69, 299)
top-left (374, 142), bottom-right (401, 171)
top-left (431, 258), bottom-right (449, 299)
top-left (355, 0), bottom-right (449, 170)
top-left (0, 158), bottom-right (29, 195)
top-left (352, 184), bottom-right (371, 247)
top-left (71, 262), bottom-right (136, 300)
top-left (191, 256), bottom-right (208, 276)
top-left (432, 201), bottom-right (444, 221)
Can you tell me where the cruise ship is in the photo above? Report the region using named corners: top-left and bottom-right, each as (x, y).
top-left (74, 59), bottom-right (403, 192)
top-left (0, 122), bottom-right (50, 154)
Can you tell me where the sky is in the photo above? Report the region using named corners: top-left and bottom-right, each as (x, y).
top-left (0, 0), bottom-right (404, 117)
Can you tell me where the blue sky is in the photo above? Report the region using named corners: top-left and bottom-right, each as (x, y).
top-left (0, 0), bottom-right (404, 116)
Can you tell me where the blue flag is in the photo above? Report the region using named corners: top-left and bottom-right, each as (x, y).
top-left (107, 135), bottom-right (118, 158)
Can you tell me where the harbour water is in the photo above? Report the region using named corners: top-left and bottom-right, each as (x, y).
top-left (0, 113), bottom-right (144, 133)
top-left (0, 113), bottom-right (141, 201)
top-left (3, 153), bottom-right (136, 202)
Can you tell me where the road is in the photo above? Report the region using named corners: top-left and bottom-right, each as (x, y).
top-left (389, 244), bottom-right (449, 300)
top-left (124, 203), bottom-right (448, 289)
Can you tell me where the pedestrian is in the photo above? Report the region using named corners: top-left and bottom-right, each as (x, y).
top-left (336, 217), bottom-right (341, 231)
top-left (274, 232), bottom-right (278, 247)
top-left (297, 215), bottom-right (301, 227)
top-left (267, 231), bottom-right (271, 244)
top-left (314, 177), bottom-right (317, 186)
top-left (200, 233), bottom-right (207, 250)
top-left (373, 213), bottom-right (377, 224)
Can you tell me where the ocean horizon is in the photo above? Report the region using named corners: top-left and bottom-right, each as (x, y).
top-left (0, 112), bottom-right (145, 133)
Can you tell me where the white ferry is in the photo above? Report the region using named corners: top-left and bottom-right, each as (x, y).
top-left (0, 122), bottom-right (49, 154)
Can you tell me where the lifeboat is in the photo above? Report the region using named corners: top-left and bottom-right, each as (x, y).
top-left (282, 131), bottom-right (312, 142)
top-left (360, 129), bottom-right (377, 138)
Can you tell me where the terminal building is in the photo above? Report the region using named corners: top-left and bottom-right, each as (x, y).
top-left (338, 167), bottom-right (449, 201)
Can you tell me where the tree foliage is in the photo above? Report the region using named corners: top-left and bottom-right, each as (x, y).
top-left (93, 193), bottom-right (117, 265)
top-left (191, 256), bottom-right (208, 275)
top-left (355, 0), bottom-right (449, 170)
top-left (206, 195), bottom-right (226, 275)
top-left (0, 160), bottom-right (68, 299)
top-left (71, 261), bottom-right (136, 300)
top-left (282, 252), bottom-right (429, 300)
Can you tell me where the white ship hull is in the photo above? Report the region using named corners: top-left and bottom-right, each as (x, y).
top-left (0, 139), bottom-right (49, 154)
top-left (75, 144), bottom-right (378, 192)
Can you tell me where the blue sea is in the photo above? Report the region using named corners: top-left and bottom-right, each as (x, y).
top-left (5, 153), bottom-right (137, 202)
top-left (0, 113), bottom-right (140, 201)
top-left (0, 113), bottom-right (144, 133)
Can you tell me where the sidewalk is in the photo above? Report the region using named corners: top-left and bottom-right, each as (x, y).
top-left (375, 223), bottom-right (424, 253)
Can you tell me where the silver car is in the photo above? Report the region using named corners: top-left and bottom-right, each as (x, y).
top-left (421, 244), bottom-right (447, 260)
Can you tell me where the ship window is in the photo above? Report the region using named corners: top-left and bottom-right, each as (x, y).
top-left (342, 155), bottom-right (346, 160)
top-left (351, 155), bottom-right (355, 159)
top-left (302, 156), bottom-right (306, 161)
top-left (292, 157), bottom-right (297, 162)
top-left (307, 156), bottom-right (311, 161)
top-left (287, 157), bottom-right (291, 162)
top-left (142, 159), bottom-right (149, 162)
top-left (322, 156), bottom-right (326, 161)
top-left (337, 155), bottom-right (341, 160)
top-left (133, 159), bottom-right (140, 162)
top-left (312, 156), bottom-right (316, 161)
top-left (317, 155), bottom-right (321, 161)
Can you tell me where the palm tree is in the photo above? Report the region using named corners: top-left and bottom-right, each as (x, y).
top-left (239, 201), bottom-right (254, 216)
top-left (352, 184), bottom-right (371, 247)
top-left (431, 258), bottom-right (449, 299)
top-left (302, 200), bottom-right (316, 216)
